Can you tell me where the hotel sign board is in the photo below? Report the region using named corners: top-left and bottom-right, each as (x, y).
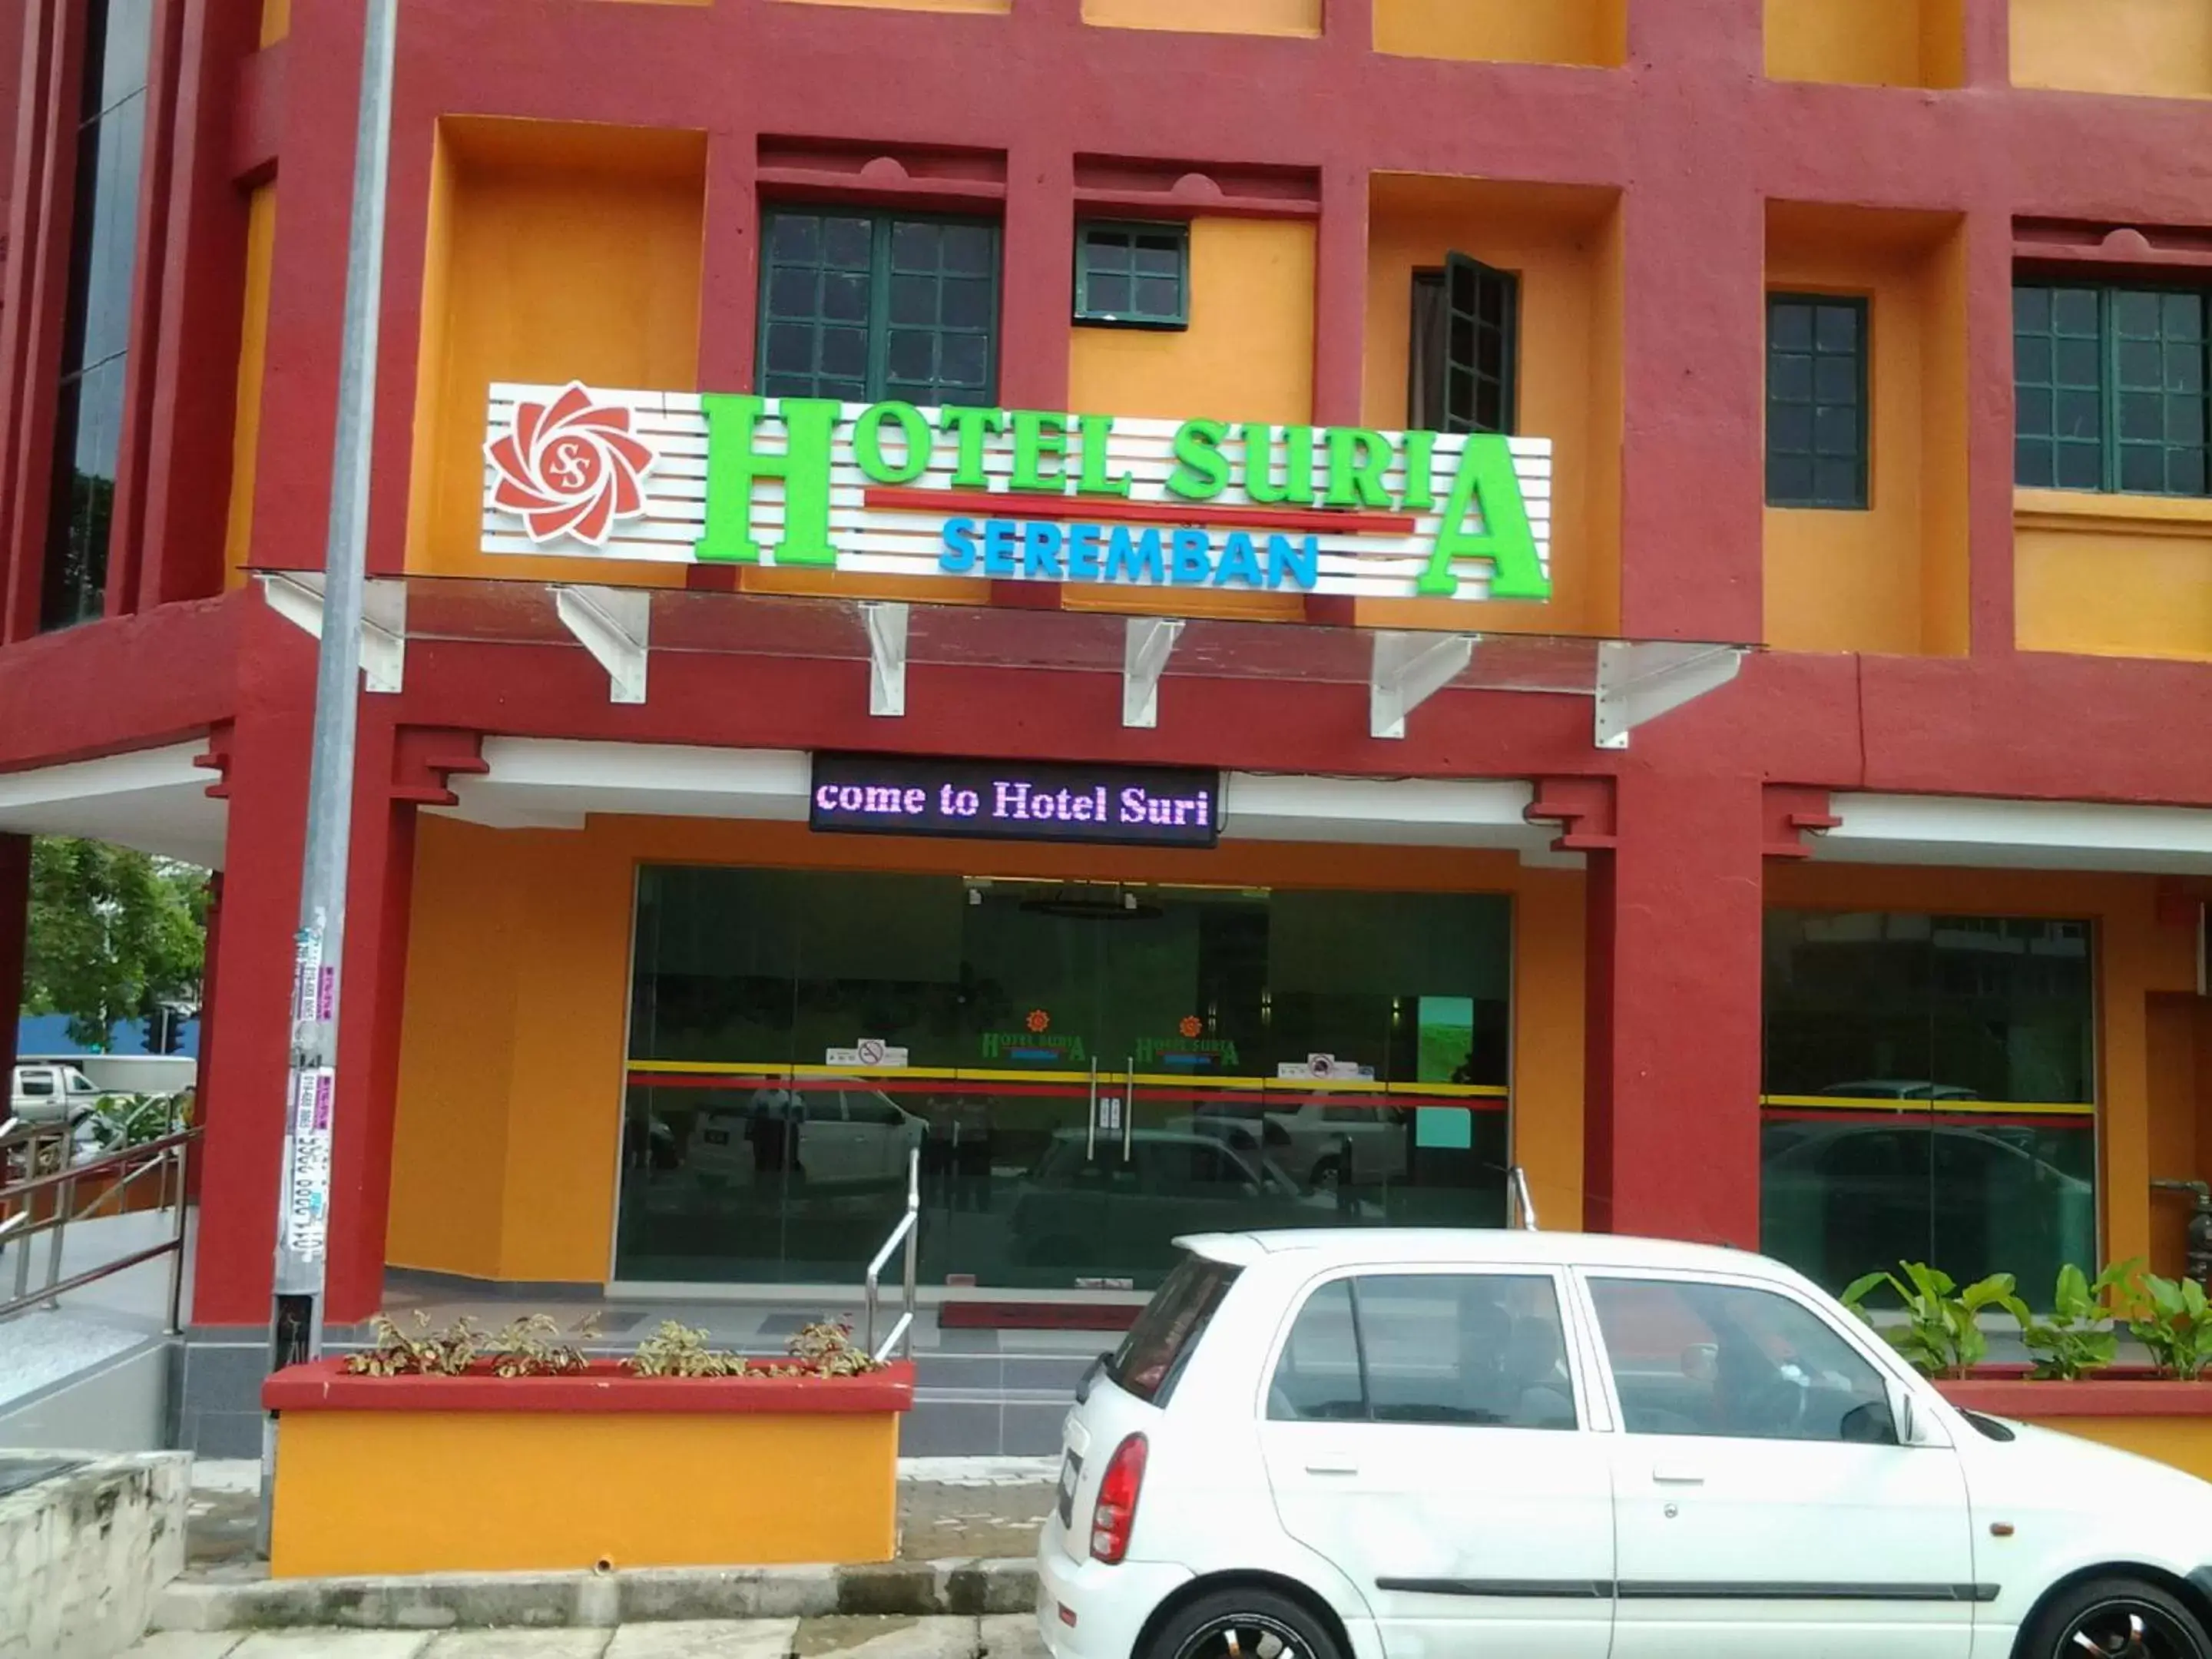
top-left (482, 382), bottom-right (1553, 604)
top-left (810, 753), bottom-right (1222, 849)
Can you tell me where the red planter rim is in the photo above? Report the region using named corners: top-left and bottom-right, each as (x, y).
top-left (1936, 1373), bottom-right (2212, 1419)
top-left (263, 1356), bottom-right (916, 1416)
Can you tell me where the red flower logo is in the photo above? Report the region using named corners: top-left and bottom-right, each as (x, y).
top-left (485, 382), bottom-right (657, 547)
top-left (1179, 1015), bottom-right (1202, 1038)
top-left (1026, 1009), bottom-right (1051, 1035)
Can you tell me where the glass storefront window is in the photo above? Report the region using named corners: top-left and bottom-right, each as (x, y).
top-left (618, 868), bottom-right (1512, 1289)
top-left (1761, 910), bottom-right (2096, 1300)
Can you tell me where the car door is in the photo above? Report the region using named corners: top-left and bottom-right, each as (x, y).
top-left (1581, 1270), bottom-right (1976, 1659)
top-left (1259, 1266), bottom-right (1615, 1659)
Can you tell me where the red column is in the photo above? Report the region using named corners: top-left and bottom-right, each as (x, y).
top-left (0, 833), bottom-right (29, 1095)
top-left (1581, 765), bottom-right (1767, 1247)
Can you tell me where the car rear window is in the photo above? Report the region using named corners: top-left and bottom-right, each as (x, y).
top-left (1107, 1253), bottom-right (1241, 1405)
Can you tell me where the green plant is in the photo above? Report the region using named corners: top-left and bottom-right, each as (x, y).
top-left (485, 1313), bottom-right (601, 1378)
top-left (81, 1091), bottom-right (187, 1154)
top-left (786, 1320), bottom-right (884, 1377)
top-left (2128, 1273), bottom-right (2212, 1381)
top-left (345, 1312), bottom-right (482, 1377)
top-left (2014, 1260), bottom-right (2141, 1379)
top-left (1842, 1261), bottom-right (2028, 1378)
top-left (628, 1320), bottom-right (741, 1378)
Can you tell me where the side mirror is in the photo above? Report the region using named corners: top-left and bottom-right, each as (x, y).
top-left (1892, 1385), bottom-right (1921, 1446)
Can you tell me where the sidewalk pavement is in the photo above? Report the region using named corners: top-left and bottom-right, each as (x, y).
top-left (129, 1614), bottom-right (1045, 1658)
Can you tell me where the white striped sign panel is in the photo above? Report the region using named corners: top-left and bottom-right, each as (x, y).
top-left (481, 382), bottom-right (1554, 604)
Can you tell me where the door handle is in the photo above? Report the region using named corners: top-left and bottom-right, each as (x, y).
top-left (1651, 1465), bottom-right (1706, 1485)
top-left (1303, 1463), bottom-right (1359, 1477)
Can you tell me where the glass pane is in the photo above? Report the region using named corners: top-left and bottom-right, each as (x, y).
top-left (1590, 1278), bottom-right (1894, 1444)
top-left (2119, 340), bottom-right (2163, 390)
top-left (890, 220), bottom-right (942, 273)
top-left (1813, 404), bottom-right (1857, 456)
top-left (1353, 1274), bottom-right (1577, 1429)
top-left (767, 266), bottom-right (817, 319)
top-left (1081, 231), bottom-right (1131, 272)
top-left (2057, 389), bottom-right (2101, 441)
top-left (1770, 353), bottom-right (1813, 403)
top-left (1814, 303), bottom-right (1858, 352)
top-left (823, 216), bottom-right (873, 270)
top-left (2055, 337), bottom-right (2101, 387)
top-left (1770, 301), bottom-right (1813, 353)
top-left (2113, 290), bottom-right (2161, 339)
top-left (820, 326), bottom-right (866, 379)
top-left (1813, 459), bottom-right (1859, 505)
top-left (2119, 391), bottom-right (2164, 441)
top-left (2015, 334), bottom-right (2052, 387)
top-left (886, 329), bottom-right (935, 381)
top-left (942, 276), bottom-right (994, 329)
top-left (1087, 272), bottom-right (1131, 316)
top-left (2053, 288), bottom-right (2099, 336)
top-left (2164, 293), bottom-right (2204, 341)
top-left (2171, 447), bottom-right (2207, 495)
top-left (2057, 440), bottom-right (2103, 489)
top-left (822, 270), bottom-right (868, 323)
top-left (2167, 344), bottom-right (2204, 394)
top-left (770, 213), bottom-right (821, 263)
top-left (1134, 277), bottom-right (1179, 319)
top-left (2120, 444), bottom-right (2166, 492)
top-left (1133, 237), bottom-right (1181, 276)
top-left (1767, 455), bottom-right (1813, 504)
top-left (889, 273), bottom-right (936, 326)
top-left (2015, 438), bottom-right (2052, 488)
top-left (939, 332), bottom-right (988, 387)
top-left (763, 323), bottom-right (813, 375)
top-left (1270, 1280), bottom-right (1364, 1420)
top-left (2016, 386), bottom-right (2052, 436)
top-left (1109, 1255), bottom-right (1240, 1403)
top-left (1769, 404), bottom-right (1813, 455)
top-left (2014, 285), bottom-right (2050, 334)
top-left (943, 224), bottom-right (995, 276)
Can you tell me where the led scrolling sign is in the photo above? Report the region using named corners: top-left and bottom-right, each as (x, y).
top-left (480, 382), bottom-right (1554, 604)
top-left (810, 753), bottom-right (1221, 849)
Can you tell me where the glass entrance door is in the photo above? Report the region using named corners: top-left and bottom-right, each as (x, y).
top-left (618, 866), bottom-right (1515, 1290)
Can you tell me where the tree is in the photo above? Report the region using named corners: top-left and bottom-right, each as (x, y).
top-left (22, 838), bottom-right (208, 1049)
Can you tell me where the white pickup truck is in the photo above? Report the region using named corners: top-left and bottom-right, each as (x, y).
top-left (9, 1061), bottom-right (104, 1127)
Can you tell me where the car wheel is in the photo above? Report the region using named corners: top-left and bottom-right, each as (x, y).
top-left (1308, 1157), bottom-right (1342, 1194)
top-left (2023, 1577), bottom-right (2210, 1659)
top-left (1146, 1588), bottom-right (1343, 1659)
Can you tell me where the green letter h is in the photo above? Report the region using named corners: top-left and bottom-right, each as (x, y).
top-left (693, 393), bottom-right (838, 566)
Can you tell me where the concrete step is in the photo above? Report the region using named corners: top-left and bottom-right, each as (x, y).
top-left (127, 1615), bottom-right (1048, 1657)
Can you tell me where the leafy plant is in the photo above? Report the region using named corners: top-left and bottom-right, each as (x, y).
top-left (2128, 1273), bottom-right (2212, 1381)
top-left (485, 1313), bottom-right (601, 1378)
top-left (345, 1312), bottom-right (482, 1377)
top-left (628, 1320), bottom-right (742, 1378)
top-left (1842, 1261), bottom-right (2028, 1378)
top-left (81, 1091), bottom-right (188, 1155)
top-left (2014, 1260), bottom-right (2141, 1379)
top-left (786, 1319), bottom-right (882, 1377)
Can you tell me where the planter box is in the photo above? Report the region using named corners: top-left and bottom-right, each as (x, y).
top-left (1936, 1374), bottom-right (2212, 1482)
top-left (262, 1359), bottom-right (914, 1579)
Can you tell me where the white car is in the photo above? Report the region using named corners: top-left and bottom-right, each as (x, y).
top-left (1038, 1226), bottom-right (2212, 1659)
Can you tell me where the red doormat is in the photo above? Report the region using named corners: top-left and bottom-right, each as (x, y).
top-left (939, 1301), bottom-right (1144, 1332)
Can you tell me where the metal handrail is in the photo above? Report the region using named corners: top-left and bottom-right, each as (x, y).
top-left (1509, 1165), bottom-right (1540, 1231)
top-left (864, 1148), bottom-right (922, 1363)
top-left (0, 1126), bottom-right (198, 1330)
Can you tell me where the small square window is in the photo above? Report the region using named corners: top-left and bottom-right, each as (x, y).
top-left (1075, 221), bottom-right (1188, 329)
top-left (1767, 293), bottom-right (1869, 509)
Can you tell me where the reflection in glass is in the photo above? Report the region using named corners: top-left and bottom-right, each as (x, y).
top-left (618, 868), bottom-right (1512, 1288)
top-left (1760, 911), bottom-right (2095, 1300)
top-left (41, 0), bottom-right (153, 631)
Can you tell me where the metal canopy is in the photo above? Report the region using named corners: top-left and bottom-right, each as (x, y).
top-left (253, 571), bottom-right (1750, 750)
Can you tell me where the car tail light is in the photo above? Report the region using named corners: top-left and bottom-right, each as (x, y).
top-left (1089, 1433), bottom-right (1147, 1564)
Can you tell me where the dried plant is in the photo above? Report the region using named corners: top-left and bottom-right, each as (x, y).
top-left (627, 1320), bottom-right (742, 1378)
top-left (344, 1311), bottom-right (482, 1376)
top-left (487, 1312), bottom-right (601, 1378)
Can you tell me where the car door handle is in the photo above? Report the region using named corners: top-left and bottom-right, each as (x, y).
top-left (1651, 1465), bottom-right (1706, 1485)
top-left (1304, 1463), bottom-right (1359, 1477)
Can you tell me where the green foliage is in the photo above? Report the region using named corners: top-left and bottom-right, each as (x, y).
top-left (2128, 1273), bottom-right (2212, 1381)
top-left (81, 1091), bottom-right (190, 1154)
top-left (23, 839), bottom-right (207, 1048)
top-left (2014, 1260), bottom-right (2140, 1379)
top-left (1842, 1261), bottom-right (2028, 1378)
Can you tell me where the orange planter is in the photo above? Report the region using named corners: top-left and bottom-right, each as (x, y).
top-left (1937, 1374), bottom-right (2212, 1483)
top-left (262, 1359), bottom-right (914, 1578)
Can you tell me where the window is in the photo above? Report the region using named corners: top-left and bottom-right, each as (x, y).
top-left (1761, 911), bottom-right (2095, 1301)
top-left (2015, 282), bottom-right (2210, 495)
top-left (1074, 221), bottom-right (1187, 329)
top-left (1589, 1277), bottom-right (1895, 1444)
top-left (66, 1071), bottom-right (97, 1096)
top-left (1108, 1253), bottom-right (1240, 1404)
top-left (41, 0), bottom-right (155, 631)
top-left (19, 1072), bottom-right (55, 1097)
top-left (757, 209), bottom-right (998, 406)
top-left (1766, 294), bottom-right (1869, 509)
top-left (1409, 252), bottom-right (1518, 435)
top-left (1269, 1273), bottom-right (1576, 1429)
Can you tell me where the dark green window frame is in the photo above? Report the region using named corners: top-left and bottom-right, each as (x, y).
top-left (1766, 293), bottom-right (1869, 510)
top-left (2015, 281), bottom-right (2210, 497)
top-left (1409, 251), bottom-right (1519, 435)
top-left (1074, 220), bottom-right (1189, 329)
top-left (757, 207), bottom-right (1000, 406)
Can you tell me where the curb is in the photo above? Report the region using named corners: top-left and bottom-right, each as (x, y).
top-left (152, 1558), bottom-right (1040, 1633)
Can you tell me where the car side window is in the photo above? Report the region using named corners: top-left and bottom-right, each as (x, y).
top-left (20, 1071), bottom-right (55, 1095)
top-left (67, 1072), bottom-right (97, 1095)
top-left (1268, 1273), bottom-right (1578, 1430)
top-left (1588, 1277), bottom-right (1896, 1444)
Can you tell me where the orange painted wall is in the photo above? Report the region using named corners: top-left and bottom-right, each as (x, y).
top-left (1763, 204), bottom-right (1968, 656)
top-left (1361, 175), bottom-right (1622, 637)
top-left (1084, 0), bottom-right (1318, 36)
top-left (260, 0), bottom-right (289, 46)
top-left (223, 185), bottom-right (277, 590)
top-left (1767, 862), bottom-right (2201, 1273)
top-left (1764, 0), bottom-right (1965, 89)
top-left (1063, 215), bottom-right (1315, 623)
top-left (388, 811), bottom-right (1588, 1284)
top-left (2015, 492), bottom-right (2212, 663)
top-left (2012, 0), bottom-right (2212, 99)
top-left (777, 0), bottom-right (1001, 12)
top-left (2144, 995), bottom-right (2207, 1278)
top-left (404, 119), bottom-right (705, 589)
top-left (1375, 0), bottom-right (1627, 68)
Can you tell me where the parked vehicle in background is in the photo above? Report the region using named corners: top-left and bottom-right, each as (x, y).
top-left (1181, 1096), bottom-right (1415, 1191)
top-left (9, 1061), bottom-right (103, 1127)
top-left (683, 1085), bottom-right (924, 1188)
top-left (1039, 1227), bottom-right (2212, 1659)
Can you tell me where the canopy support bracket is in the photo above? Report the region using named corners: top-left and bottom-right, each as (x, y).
top-left (555, 584), bottom-right (649, 705)
top-left (1122, 616), bottom-right (1183, 729)
top-left (257, 571), bottom-right (406, 694)
top-left (1370, 631), bottom-right (1475, 740)
top-left (1592, 641), bottom-right (1746, 750)
top-left (865, 601), bottom-right (908, 717)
